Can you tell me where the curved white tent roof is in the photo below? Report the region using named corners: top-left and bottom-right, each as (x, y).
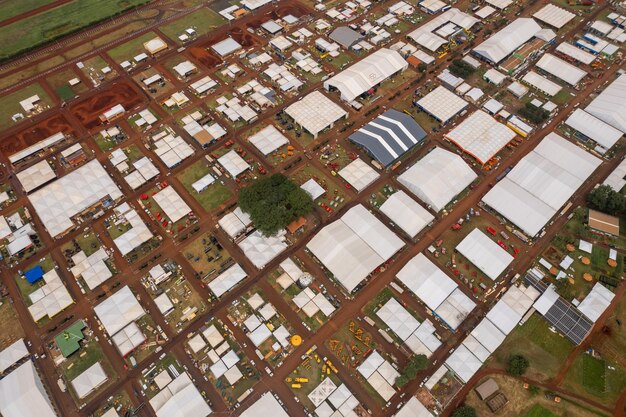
top-left (324, 48), bottom-right (407, 102)
top-left (0, 361), bottom-right (57, 417)
top-left (473, 18), bottom-right (541, 64)
top-left (398, 147), bottom-right (477, 212)
top-left (456, 229), bottom-right (514, 280)
top-left (586, 73), bottom-right (626, 133)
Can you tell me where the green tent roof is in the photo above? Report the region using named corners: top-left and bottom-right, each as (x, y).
top-left (54, 320), bottom-right (86, 358)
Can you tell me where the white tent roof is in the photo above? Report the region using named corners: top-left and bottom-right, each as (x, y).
top-left (396, 253), bottom-right (457, 310)
top-left (395, 397), bottom-right (433, 417)
top-left (376, 297), bottom-right (420, 341)
top-left (191, 173), bottom-right (215, 192)
top-left (149, 373), bottom-right (212, 417)
top-left (285, 91), bottom-right (347, 137)
top-left (324, 48), bottom-right (407, 102)
top-left (240, 393), bottom-right (289, 417)
top-left (29, 160), bottom-right (122, 237)
top-left (416, 85), bottom-right (468, 123)
top-left (0, 361), bottom-right (57, 417)
top-left (473, 18), bottom-right (541, 63)
top-left (71, 362), bottom-right (108, 399)
top-left (536, 53), bottom-right (586, 86)
top-left (94, 286), bottom-right (145, 336)
top-left (338, 158), bottom-right (380, 192)
top-left (211, 37), bottom-right (241, 56)
top-left (398, 147), bottom-right (477, 212)
top-left (307, 204), bottom-right (403, 292)
top-left (153, 186), bottom-right (191, 223)
top-left (17, 160), bottom-right (56, 193)
top-left (556, 43), bottom-right (596, 65)
top-left (434, 287), bottom-right (476, 330)
top-left (533, 4), bottom-right (575, 29)
top-left (113, 209), bottom-right (153, 256)
top-left (578, 283), bottom-right (615, 322)
top-left (248, 125), bottom-right (289, 155)
top-left (456, 229), bottom-right (514, 280)
top-left (0, 339), bottom-right (29, 373)
top-left (218, 207), bottom-right (252, 239)
top-left (408, 8), bottom-right (478, 51)
top-left (482, 132), bottom-right (601, 236)
top-left (585, 73), bottom-right (626, 133)
top-left (445, 110), bottom-right (516, 164)
top-left (485, 0), bottom-right (512, 8)
top-left (470, 318), bottom-right (506, 353)
top-left (444, 344), bottom-right (482, 383)
top-left (565, 109), bottom-right (623, 150)
top-left (522, 70), bottom-right (562, 97)
top-left (208, 263), bottom-right (247, 298)
top-left (300, 178), bottom-right (325, 200)
top-left (379, 191), bottom-right (433, 237)
top-left (238, 230), bottom-right (287, 268)
top-left (218, 150), bottom-right (250, 177)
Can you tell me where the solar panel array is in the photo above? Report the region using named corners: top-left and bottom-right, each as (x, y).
top-left (524, 272), bottom-right (592, 345)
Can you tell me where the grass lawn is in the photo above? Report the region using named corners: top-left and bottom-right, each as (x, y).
top-left (595, 294), bottom-right (626, 367)
top-left (0, 0), bottom-right (149, 61)
top-left (46, 68), bottom-right (88, 101)
top-left (159, 8), bottom-right (226, 44)
top-left (107, 31), bottom-right (159, 64)
top-left (0, 0), bottom-right (56, 22)
top-left (525, 404), bottom-right (558, 417)
top-left (0, 83), bottom-right (52, 130)
top-left (562, 353), bottom-right (626, 406)
top-left (488, 314), bottom-right (574, 382)
top-left (552, 90), bottom-right (572, 105)
top-left (177, 161), bottom-right (233, 212)
top-left (0, 301), bottom-right (25, 350)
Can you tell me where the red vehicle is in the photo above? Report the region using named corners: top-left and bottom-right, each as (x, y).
top-left (486, 226), bottom-right (497, 235)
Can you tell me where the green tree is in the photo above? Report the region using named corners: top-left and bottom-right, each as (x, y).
top-left (395, 354), bottom-right (428, 385)
top-left (238, 173), bottom-right (313, 236)
top-left (587, 185), bottom-right (626, 215)
top-left (507, 354), bottom-right (530, 376)
top-left (452, 405), bottom-right (477, 417)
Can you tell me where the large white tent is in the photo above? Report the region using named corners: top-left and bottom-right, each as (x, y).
top-left (71, 362), bottom-right (108, 399)
top-left (218, 207), bottom-right (252, 239)
top-left (94, 286), bottom-right (145, 336)
top-left (408, 8), bottom-right (478, 52)
top-left (379, 191), bottom-right (434, 238)
top-left (0, 361), bottom-right (57, 417)
top-left (522, 71), bottom-right (562, 97)
top-left (395, 397), bottom-right (434, 417)
top-left (396, 253), bottom-right (457, 311)
top-left (578, 283), bottom-right (615, 322)
top-left (248, 125), bottom-right (289, 155)
top-left (482, 133), bottom-right (601, 237)
top-left (324, 48), bottom-right (407, 102)
top-left (533, 4), bottom-right (575, 29)
top-left (284, 91), bottom-right (347, 138)
top-left (238, 230), bottom-right (287, 269)
top-left (472, 18), bottom-right (542, 64)
top-left (17, 160), bottom-right (56, 193)
top-left (444, 344), bottom-right (482, 383)
top-left (338, 158), bottom-right (380, 192)
top-left (240, 393), bottom-right (289, 417)
top-left (149, 373), bottom-right (212, 417)
top-left (398, 147), bottom-right (477, 212)
top-left (565, 109), bottom-right (623, 150)
top-left (218, 150), bottom-right (250, 178)
top-left (416, 86), bottom-right (468, 123)
top-left (153, 186), bottom-right (191, 223)
top-left (556, 42), bottom-right (596, 65)
top-left (376, 297), bottom-right (420, 341)
top-left (307, 204), bottom-right (404, 292)
top-left (0, 339), bottom-right (29, 374)
top-left (208, 263), bottom-right (247, 298)
top-left (585, 73), bottom-right (626, 133)
top-left (29, 160), bottom-right (122, 237)
top-left (113, 207), bottom-right (153, 256)
top-left (456, 229), bottom-right (514, 280)
top-left (536, 53), bottom-right (586, 86)
top-left (445, 110), bottom-right (516, 164)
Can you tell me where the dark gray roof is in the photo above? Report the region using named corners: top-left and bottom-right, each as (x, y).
top-left (349, 109), bottom-right (427, 167)
top-left (329, 26), bottom-right (364, 49)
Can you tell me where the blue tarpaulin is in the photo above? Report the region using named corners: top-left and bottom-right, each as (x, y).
top-left (24, 265), bottom-right (44, 284)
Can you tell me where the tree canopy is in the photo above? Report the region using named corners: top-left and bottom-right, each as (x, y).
top-left (452, 405), bottom-right (477, 417)
top-left (587, 185), bottom-right (626, 215)
top-left (238, 173), bottom-right (313, 236)
top-left (507, 354), bottom-right (530, 376)
top-left (395, 354), bottom-right (428, 387)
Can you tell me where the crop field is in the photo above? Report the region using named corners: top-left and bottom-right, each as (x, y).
top-left (0, 0), bottom-right (149, 61)
top-left (159, 8), bottom-right (226, 44)
top-left (0, 0), bottom-right (57, 23)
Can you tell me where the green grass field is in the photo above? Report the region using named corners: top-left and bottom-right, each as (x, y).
top-left (490, 314), bottom-right (574, 382)
top-left (0, 82), bottom-right (52, 130)
top-left (177, 161), bottom-right (233, 212)
top-left (107, 31), bottom-right (158, 63)
top-left (0, 0), bottom-right (149, 61)
top-left (525, 404), bottom-right (558, 417)
top-left (159, 8), bottom-right (226, 44)
top-left (0, 0), bottom-right (56, 23)
top-left (563, 353), bottom-right (626, 405)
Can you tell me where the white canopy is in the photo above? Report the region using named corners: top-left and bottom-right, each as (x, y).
top-left (94, 286), bottom-right (145, 336)
top-left (208, 263), bottom-right (247, 297)
top-left (238, 230), bottom-right (287, 268)
top-left (338, 158), bottom-right (380, 192)
top-left (284, 91), bottom-right (347, 137)
top-left (379, 191), bottom-right (433, 237)
top-left (585, 73), bottom-right (626, 133)
top-left (0, 339), bottom-right (29, 373)
top-left (473, 18), bottom-right (541, 63)
top-left (240, 393), bottom-right (289, 417)
top-left (71, 362), bottom-right (108, 398)
top-left (248, 125), bottom-right (289, 155)
top-left (396, 253), bottom-right (457, 310)
top-left (565, 109), bottom-right (623, 150)
top-left (398, 147), bottom-right (477, 212)
top-left (417, 85), bottom-right (468, 123)
top-left (0, 361), bottom-right (57, 417)
top-left (456, 229), bottom-right (514, 280)
top-left (578, 283), bottom-right (615, 322)
top-left (218, 150), bottom-right (250, 177)
top-left (536, 53), bottom-right (586, 86)
top-left (153, 186), bottom-right (191, 223)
